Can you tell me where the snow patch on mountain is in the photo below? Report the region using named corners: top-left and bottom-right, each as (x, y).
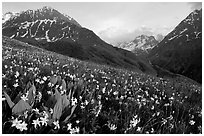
top-left (63, 13), bottom-right (73, 21)
top-left (168, 35), bottom-right (178, 41)
top-left (45, 30), bottom-right (51, 42)
top-left (179, 28), bottom-right (188, 34)
top-left (117, 35), bottom-right (158, 55)
top-left (2, 12), bottom-right (20, 24)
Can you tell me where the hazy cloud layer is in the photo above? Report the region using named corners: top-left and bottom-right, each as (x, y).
top-left (98, 26), bottom-right (172, 45)
top-left (188, 2), bottom-right (202, 10)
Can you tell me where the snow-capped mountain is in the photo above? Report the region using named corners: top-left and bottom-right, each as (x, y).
top-left (149, 9), bottom-right (202, 83)
top-left (117, 35), bottom-right (158, 55)
top-left (2, 6), bottom-right (82, 42)
top-left (2, 12), bottom-right (20, 24)
top-left (2, 6), bottom-right (156, 75)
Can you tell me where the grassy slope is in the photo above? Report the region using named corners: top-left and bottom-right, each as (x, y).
top-left (2, 36), bottom-right (202, 134)
top-left (3, 21), bottom-right (157, 76)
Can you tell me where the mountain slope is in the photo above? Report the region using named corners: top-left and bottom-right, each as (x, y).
top-left (2, 6), bottom-right (156, 75)
top-left (2, 35), bottom-right (202, 134)
top-left (148, 9), bottom-right (202, 83)
top-left (117, 35), bottom-right (158, 56)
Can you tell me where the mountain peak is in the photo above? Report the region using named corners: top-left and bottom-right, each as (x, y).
top-left (117, 35), bottom-right (159, 55)
top-left (19, 6), bottom-right (55, 16)
top-left (2, 12), bottom-right (20, 23)
top-left (35, 6), bottom-right (57, 13)
top-left (3, 6), bottom-right (81, 27)
top-left (149, 8), bottom-right (202, 83)
top-left (137, 34), bottom-right (148, 39)
top-left (42, 6), bottom-right (54, 10)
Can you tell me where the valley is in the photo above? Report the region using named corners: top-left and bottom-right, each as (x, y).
top-left (2, 4), bottom-right (202, 134)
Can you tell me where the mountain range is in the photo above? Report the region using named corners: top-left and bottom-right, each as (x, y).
top-left (2, 5), bottom-right (202, 134)
top-left (2, 6), bottom-right (202, 83)
top-left (2, 6), bottom-right (156, 75)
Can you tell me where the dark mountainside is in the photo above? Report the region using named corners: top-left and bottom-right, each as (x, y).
top-left (2, 6), bottom-right (156, 75)
top-left (148, 9), bottom-right (202, 83)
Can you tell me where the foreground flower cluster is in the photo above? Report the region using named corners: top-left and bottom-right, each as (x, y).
top-left (2, 37), bottom-right (202, 134)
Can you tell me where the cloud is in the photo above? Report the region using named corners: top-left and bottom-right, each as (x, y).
top-left (155, 34), bottom-right (164, 42)
top-left (98, 26), bottom-right (172, 45)
top-left (98, 27), bottom-right (134, 45)
top-left (188, 2), bottom-right (202, 10)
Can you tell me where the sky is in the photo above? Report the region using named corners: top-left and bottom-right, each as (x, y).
top-left (2, 2), bottom-right (202, 45)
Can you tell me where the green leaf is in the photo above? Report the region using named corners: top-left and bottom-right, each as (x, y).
top-left (24, 81), bottom-right (32, 93)
top-left (50, 76), bottom-right (58, 86)
top-left (57, 76), bottom-right (62, 85)
top-left (63, 105), bottom-right (77, 123)
top-left (12, 99), bottom-right (31, 114)
top-left (45, 95), bottom-right (57, 109)
top-left (54, 88), bottom-right (61, 101)
top-left (27, 84), bottom-right (36, 105)
top-left (3, 91), bottom-right (15, 108)
top-left (52, 89), bottom-right (69, 120)
top-left (78, 79), bottom-right (84, 86)
top-left (59, 106), bottom-right (71, 122)
top-left (61, 95), bottom-right (69, 110)
top-left (13, 92), bottom-right (22, 104)
top-left (52, 96), bottom-right (63, 120)
top-left (67, 88), bottom-right (72, 100)
top-left (61, 79), bottom-right (66, 91)
top-left (67, 82), bottom-right (74, 90)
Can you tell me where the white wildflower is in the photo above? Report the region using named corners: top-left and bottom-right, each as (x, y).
top-left (15, 71), bottom-right (20, 78)
top-left (70, 127), bottom-right (79, 134)
top-left (161, 118), bottom-right (167, 125)
top-left (13, 83), bottom-right (19, 88)
top-left (71, 97), bottom-right (78, 106)
top-left (32, 118), bottom-right (41, 129)
top-left (32, 108), bottom-right (40, 114)
top-left (76, 120), bottom-right (80, 124)
top-left (67, 123), bottom-right (72, 130)
top-left (21, 95), bottom-right (28, 101)
top-left (40, 116), bottom-right (49, 126)
top-left (11, 118), bottom-right (22, 129)
top-left (49, 108), bottom-right (53, 115)
top-left (189, 120), bottom-right (195, 125)
top-left (43, 76), bottom-right (47, 81)
top-left (102, 87), bottom-right (106, 93)
top-left (136, 126), bottom-right (142, 132)
top-left (17, 121), bottom-right (28, 131)
top-left (53, 120), bottom-right (60, 129)
top-left (113, 91), bottom-right (118, 95)
top-left (130, 115), bottom-right (140, 128)
top-left (109, 123), bottom-right (117, 130)
top-left (35, 78), bottom-right (40, 83)
top-left (47, 90), bottom-right (52, 95)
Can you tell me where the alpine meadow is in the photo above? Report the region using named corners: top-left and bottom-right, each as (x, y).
top-left (2, 3), bottom-right (202, 134)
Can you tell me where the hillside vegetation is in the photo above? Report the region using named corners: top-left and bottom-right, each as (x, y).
top-left (2, 36), bottom-right (202, 134)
